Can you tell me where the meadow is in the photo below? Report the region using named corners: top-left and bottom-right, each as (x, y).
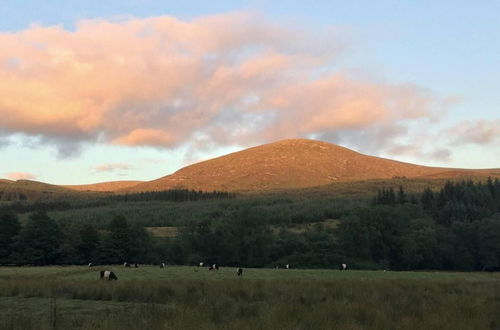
top-left (0, 266), bottom-right (499, 329)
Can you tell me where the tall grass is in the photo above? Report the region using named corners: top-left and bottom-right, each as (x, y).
top-left (0, 272), bottom-right (499, 329)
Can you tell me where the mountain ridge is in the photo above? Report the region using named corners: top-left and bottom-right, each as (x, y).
top-left (121, 138), bottom-right (499, 192)
top-left (4, 139), bottom-right (498, 195)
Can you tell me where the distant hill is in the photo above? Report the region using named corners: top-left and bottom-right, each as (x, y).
top-left (64, 181), bottom-right (144, 192)
top-left (123, 139), bottom-right (500, 192)
top-left (0, 179), bottom-right (76, 201)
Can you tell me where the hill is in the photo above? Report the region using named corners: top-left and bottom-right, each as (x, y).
top-left (64, 180), bottom-right (144, 192)
top-left (124, 139), bottom-right (499, 192)
top-left (0, 179), bottom-right (77, 201)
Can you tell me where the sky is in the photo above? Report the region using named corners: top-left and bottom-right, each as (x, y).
top-left (1, 0), bottom-right (499, 184)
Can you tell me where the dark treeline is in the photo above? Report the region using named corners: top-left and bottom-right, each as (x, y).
top-left (110, 189), bottom-right (235, 202)
top-left (1, 180), bottom-right (499, 270)
top-left (0, 189), bottom-right (234, 214)
top-left (0, 210), bottom-right (157, 265)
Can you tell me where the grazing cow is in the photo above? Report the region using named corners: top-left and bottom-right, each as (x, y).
top-left (209, 264), bottom-right (219, 271)
top-left (100, 270), bottom-right (118, 281)
top-left (134, 263), bottom-right (138, 268)
top-left (199, 262), bottom-right (204, 267)
top-left (236, 268), bottom-right (243, 276)
top-left (88, 262), bottom-right (92, 267)
top-left (285, 264), bottom-right (291, 269)
top-left (339, 263), bottom-right (348, 271)
top-left (124, 262), bottom-right (131, 268)
top-left (160, 263), bottom-right (165, 268)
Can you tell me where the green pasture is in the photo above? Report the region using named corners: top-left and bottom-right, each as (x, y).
top-left (1, 265), bottom-right (499, 282)
top-left (0, 266), bottom-right (499, 329)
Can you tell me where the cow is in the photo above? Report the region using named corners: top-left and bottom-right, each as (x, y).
top-left (88, 262), bottom-right (92, 267)
top-left (236, 268), bottom-right (243, 276)
top-left (124, 262), bottom-right (131, 268)
top-left (134, 263), bottom-right (138, 268)
top-left (199, 262), bottom-right (204, 267)
top-left (285, 264), bottom-right (291, 269)
top-left (339, 263), bottom-right (348, 271)
top-left (160, 262), bottom-right (166, 268)
top-left (209, 264), bottom-right (219, 271)
top-left (100, 270), bottom-right (118, 281)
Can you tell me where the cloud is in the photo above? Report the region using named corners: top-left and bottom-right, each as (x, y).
top-left (93, 163), bottom-right (133, 173)
top-left (0, 12), bottom-right (448, 156)
top-left (5, 172), bottom-right (37, 180)
top-left (446, 119), bottom-right (500, 146)
top-left (386, 144), bottom-right (452, 163)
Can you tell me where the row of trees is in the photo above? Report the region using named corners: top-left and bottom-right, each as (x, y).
top-left (1, 179), bottom-right (499, 270)
top-left (0, 210), bottom-right (157, 265)
top-left (338, 206), bottom-right (500, 271)
top-left (4, 189), bottom-right (235, 214)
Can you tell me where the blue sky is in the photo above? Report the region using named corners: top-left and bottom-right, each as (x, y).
top-left (0, 1), bottom-right (498, 184)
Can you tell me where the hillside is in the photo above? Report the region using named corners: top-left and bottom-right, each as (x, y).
top-left (124, 139), bottom-right (499, 192)
top-left (0, 179), bottom-right (77, 201)
top-left (64, 180), bottom-right (144, 192)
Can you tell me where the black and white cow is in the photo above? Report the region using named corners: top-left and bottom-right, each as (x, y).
top-left (124, 262), bottom-right (131, 268)
top-left (88, 262), bottom-right (92, 267)
top-left (100, 270), bottom-right (118, 281)
top-left (209, 264), bottom-right (219, 271)
top-left (285, 264), bottom-right (291, 269)
top-left (199, 262), bottom-right (204, 267)
top-left (160, 262), bottom-right (166, 268)
top-left (339, 263), bottom-right (348, 271)
top-left (236, 268), bottom-right (243, 276)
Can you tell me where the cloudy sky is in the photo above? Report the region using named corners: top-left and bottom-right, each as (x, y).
top-left (1, 0), bottom-right (499, 184)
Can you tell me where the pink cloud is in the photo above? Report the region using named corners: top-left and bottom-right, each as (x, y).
top-left (5, 172), bottom-right (37, 180)
top-left (446, 120), bottom-right (500, 146)
top-left (93, 163), bottom-right (133, 173)
top-left (0, 12), bottom-right (447, 155)
top-left (112, 128), bottom-right (174, 147)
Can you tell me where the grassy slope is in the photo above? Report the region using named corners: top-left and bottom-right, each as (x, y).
top-left (0, 266), bottom-right (499, 330)
top-left (0, 180), bottom-right (106, 202)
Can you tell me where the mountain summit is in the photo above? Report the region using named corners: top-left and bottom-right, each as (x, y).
top-left (122, 139), bottom-right (497, 192)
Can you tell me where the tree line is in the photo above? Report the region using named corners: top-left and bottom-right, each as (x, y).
top-left (3, 189), bottom-right (234, 214)
top-left (1, 179), bottom-right (499, 270)
top-left (0, 211), bottom-right (156, 265)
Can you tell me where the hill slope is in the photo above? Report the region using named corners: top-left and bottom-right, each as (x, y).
top-left (124, 139), bottom-right (499, 192)
top-left (0, 179), bottom-right (77, 201)
top-left (64, 181), bottom-right (144, 192)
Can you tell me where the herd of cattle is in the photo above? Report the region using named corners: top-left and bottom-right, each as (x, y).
top-left (97, 262), bottom-right (348, 281)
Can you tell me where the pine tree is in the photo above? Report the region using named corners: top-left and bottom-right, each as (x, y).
top-left (15, 211), bottom-right (60, 265)
top-left (0, 209), bottom-right (21, 264)
top-left (78, 224), bottom-right (100, 264)
top-left (99, 215), bottom-right (131, 264)
top-left (398, 185), bottom-right (407, 204)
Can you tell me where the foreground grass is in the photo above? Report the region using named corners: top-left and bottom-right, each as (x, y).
top-left (0, 266), bottom-right (499, 329)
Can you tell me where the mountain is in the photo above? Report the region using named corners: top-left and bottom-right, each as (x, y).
top-left (123, 139), bottom-right (499, 192)
top-left (64, 181), bottom-right (144, 192)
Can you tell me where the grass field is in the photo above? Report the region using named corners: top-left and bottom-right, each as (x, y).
top-left (0, 266), bottom-right (499, 330)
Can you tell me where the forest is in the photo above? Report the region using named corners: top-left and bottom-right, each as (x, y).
top-left (1, 179), bottom-right (499, 271)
